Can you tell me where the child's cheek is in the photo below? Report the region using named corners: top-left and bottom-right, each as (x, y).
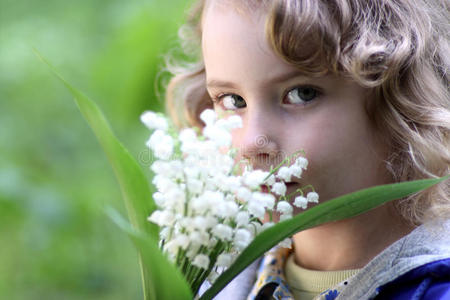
top-left (296, 108), bottom-right (389, 202)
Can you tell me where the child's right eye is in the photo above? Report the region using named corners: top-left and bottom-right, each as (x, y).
top-left (220, 94), bottom-right (247, 110)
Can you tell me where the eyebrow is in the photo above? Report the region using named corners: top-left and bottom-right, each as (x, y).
top-left (206, 70), bottom-right (306, 90)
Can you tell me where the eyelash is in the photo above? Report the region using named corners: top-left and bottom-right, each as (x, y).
top-left (211, 85), bottom-right (322, 110)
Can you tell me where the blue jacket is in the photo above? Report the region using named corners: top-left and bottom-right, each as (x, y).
top-left (374, 258), bottom-right (450, 299)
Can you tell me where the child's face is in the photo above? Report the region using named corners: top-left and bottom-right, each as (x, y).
top-left (202, 4), bottom-right (393, 211)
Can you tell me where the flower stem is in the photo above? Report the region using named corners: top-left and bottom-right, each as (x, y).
top-left (286, 188), bottom-right (304, 199)
top-left (301, 184), bottom-right (315, 192)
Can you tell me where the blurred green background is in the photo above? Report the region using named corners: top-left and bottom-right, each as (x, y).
top-left (0, 0), bottom-right (188, 299)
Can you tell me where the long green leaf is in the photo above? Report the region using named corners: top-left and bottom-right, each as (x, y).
top-left (201, 176), bottom-right (448, 299)
top-left (107, 208), bottom-right (193, 300)
top-left (35, 50), bottom-right (158, 238)
top-left (35, 51), bottom-right (161, 299)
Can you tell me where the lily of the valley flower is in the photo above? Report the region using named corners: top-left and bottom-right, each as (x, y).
top-left (142, 109), bottom-right (316, 292)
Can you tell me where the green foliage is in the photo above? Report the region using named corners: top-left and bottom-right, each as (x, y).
top-left (36, 51), bottom-right (159, 240)
top-left (108, 209), bottom-right (192, 300)
top-left (39, 53), bottom-right (192, 299)
top-left (0, 0), bottom-right (187, 299)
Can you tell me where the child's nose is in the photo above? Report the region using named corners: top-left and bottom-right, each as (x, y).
top-left (239, 109), bottom-right (280, 167)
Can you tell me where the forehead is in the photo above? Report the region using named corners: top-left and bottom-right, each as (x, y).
top-left (202, 2), bottom-right (266, 48)
top-left (202, 0), bottom-right (267, 37)
top-left (201, 1), bottom-right (300, 85)
top-left (203, 0), bottom-right (268, 16)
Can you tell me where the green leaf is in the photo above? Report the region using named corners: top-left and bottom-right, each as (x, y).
top-left (107, 208), bottom-right (193, 300)
top-left (35, 49), bottom-right (157, 239)
top-left (201, 176), bottom-right (448, 300)
top-left (35, 50), bottom-right (163, 299)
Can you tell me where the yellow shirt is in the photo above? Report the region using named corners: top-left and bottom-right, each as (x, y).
top-left (284, 253), bottom-right (360, 300)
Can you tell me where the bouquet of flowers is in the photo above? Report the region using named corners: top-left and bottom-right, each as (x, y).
top-left (141, 109), bottom-right (319, 294)
top-left (40, 55), bottom-right (446, 299)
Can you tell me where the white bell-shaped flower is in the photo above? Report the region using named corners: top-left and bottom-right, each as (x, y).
top-left (216, 253), bottom-right (233, 268)
top-left (152, 192), bottom-right (165, 207)
top-left (187, 178), bottom-right (204, 195)
top-left (147, 210), bottom-right (162, 225)
top-left (248, 199), bottom-right (265, 219)
top-left (192, 254), bottom-right (210, 270)
top-left (237, 187), bottom-right (252, 202)
top-left (179, 128), bottom-right (197, 143)
top-left (174, 234), bottom-right (190, 250)
top-left (294, 156), bottom-right (308, 169)
top-left (307, 191), bottom-right (319, 203)
top-left (146, 129), bottom-right (174, 160)
top-left (294, 196), bottom-right (308, 209)
top-left (235, 211), bottom-right (250, 227)
top-left (199, 109), bottom-right (217, 126)
top-left (141, 111), bottom-right (169, 131)
top-left (234, 228), bottom-right (252, 250)
top-left (203, 125), bottom-right (232, 147)
top-left (276, 201), bottom-right (293, 215)
top-left (289, 164), bottom-right (303, 178)
top-left (277, 166), bottom-right (292, 182)
top-left (243, 170), bottom-right (270, 189)
top-left (224, 115), bottom-right (243, 129)
top-left (158, 210), bottom-right (175, 226)
top-left (212, 224), bottom-right (233, 241)
top-left (189, 230), bottom-right (210, 246)
top-left (272, 182), bottom-right (287, 196)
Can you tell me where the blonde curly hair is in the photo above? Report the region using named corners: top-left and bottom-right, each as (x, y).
top-left (164, 0), bottom-right (450, 225)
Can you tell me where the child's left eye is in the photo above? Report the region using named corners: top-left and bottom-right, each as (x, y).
top-left (283, 86), bottom-right (319, 105)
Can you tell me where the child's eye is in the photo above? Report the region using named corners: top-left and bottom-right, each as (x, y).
top-left (284, 86), bottom-right (318, 105)
top-left (220, 94), bottom-right (247, 110)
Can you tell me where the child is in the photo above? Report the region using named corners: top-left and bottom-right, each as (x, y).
top-left (165, 0), bottom-right (450, 299)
